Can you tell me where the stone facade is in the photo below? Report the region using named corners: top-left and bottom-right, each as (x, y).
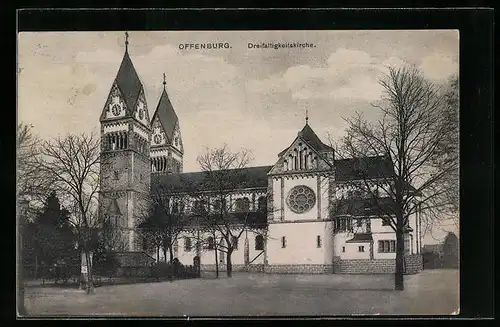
top-left (332, 254), bottom-right (423, 275)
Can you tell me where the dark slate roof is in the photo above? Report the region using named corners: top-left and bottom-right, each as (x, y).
top-left (152, 166), bottom-right (272, 192)
top-left (185, 211), bottom-right (268, 229)
top-left (115, 51), bottom-right (143, 112)
top-left (334, 156), bottom-right (394, 181)
top-left (107, 199), bottom-right (122, 216)
top-left (152, 87), bottom-right (179, 143)
top-left (332, 197), bottom-right (395, 217)
top-left (300, 123), bottom-right (334, 153)
top-left (346, 233), bottom-right (373, 243)
top-left (278, 123), bottom-right (333, 157)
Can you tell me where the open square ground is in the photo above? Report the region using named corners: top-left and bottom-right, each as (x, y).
top-left (23, 269), bottom-right (459, 317)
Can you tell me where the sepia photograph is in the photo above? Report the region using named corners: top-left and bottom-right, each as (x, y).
top-left (17, 29), bottom-right (460, 317)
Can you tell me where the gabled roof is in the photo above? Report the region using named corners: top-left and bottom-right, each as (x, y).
top-left (107, 199), bottom-right (122, 216)
top-left (278, 123), bottom-right (333, 157)
top-left (152, 166), bottom-right (272, 193)
top-left (152, 87), bottom-right (179, 143)
top-left (335, 156), bottom-right (394, 181)
top-left (346, 233), bottom-right (373, 243)
top-left (114, 50), bottom-right (143, 112)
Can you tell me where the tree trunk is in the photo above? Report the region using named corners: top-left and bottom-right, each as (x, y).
top-left (18, 219), bottom-right (26, 316)
top-left (395, 227), bottom-right (405, 291)
top-left (169, 245), bottom-right (174, 262)
top-left (226, 249), bottom-right (233, 278)
top-left (156, 246), bottom-right (160, 262)
top-left (214, 244), bottom-right (219, 278)
top-left (35, 255), bottom-right (38, 280)
top-left (163, 247), bottom-right (167, 262)
top-left (83, 250), bottom-right (95, 294)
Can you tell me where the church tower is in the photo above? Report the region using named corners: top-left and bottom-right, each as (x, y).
top-left (99, 32), bottom-right (151, 251)
top-left (150, 73), bottom-right (184, 175)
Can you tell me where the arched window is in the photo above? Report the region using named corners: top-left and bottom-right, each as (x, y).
top-left (255, 235), bottom-right (264, 251)
top-left (242, 197), bottom-right (250, 211)
top-left (206, 236), bottom-right (214, 250)
top-left (193, 200), bottom-right (206, 213)
top-left (213, 199), bottom-right (222, 212)
top-left (184, 237), bottom-right (192, 251)
top-left (235, 198), bottom-right (244, 212)
top-left (257, 196), bottom-right (267, 212)
top-left (232, 236), bottom-right (239, 250)
top-left (172, 202), bottom-right (179, 214)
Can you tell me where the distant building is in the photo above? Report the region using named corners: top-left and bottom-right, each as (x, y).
top-left (98, 34), bottom-right (423, 274)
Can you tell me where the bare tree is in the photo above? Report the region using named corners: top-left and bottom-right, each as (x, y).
top-left (189, 145), bottom-right (267, 278)
top-left (437, 74), bottom-right (459, 214)
top-left (136, 183), bottom-right (189, 263)
top-left (333, 65), bottom-right (459, 290)
top-left (17, 122), bottom-right (53, 203)
top-left (36, 133), bottom-right (101, 294)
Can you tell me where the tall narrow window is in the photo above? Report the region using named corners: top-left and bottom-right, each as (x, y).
top-left (206, 236), bottom-right (215, 250)
top-left (173, 239), bottom-right (178, 256)
top-left (257, 196), bottom-right (267, 212)
top-left (316, 235), bottom-right (322, 248)
top-left (213, 199), bottom-right (221, 213)
top-left (358, 246), bottom-right (365, 252)
top-left (281, 236), bottom-right (286, 248)
top-left (232, 236), bottom-right (239, 250)
top-left (255, 235), bottom-right (264, 251)
top-left (242, 197), bottom-right (250, 212)
top-left (184, 237), bottom-right (192, 251)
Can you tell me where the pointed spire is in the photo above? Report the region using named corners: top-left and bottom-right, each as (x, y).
top-left (125, 31), bottom-right (129, 53)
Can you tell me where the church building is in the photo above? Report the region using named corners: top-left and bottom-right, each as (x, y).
top-left (99, 34), bottom-right (424, 275)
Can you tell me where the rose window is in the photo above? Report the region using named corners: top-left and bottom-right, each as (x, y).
top-left (287, 185), bottom-right (316, 214)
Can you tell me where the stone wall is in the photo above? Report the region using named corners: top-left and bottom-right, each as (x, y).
top-left (333, 254), bottom-right (423, 275)
top-left (200, 257), bottom-right (423, 275)
top-left (200, 264), bottom-right (265, 273)
top-left (264, 264), bottom-right (334, 274)
top-left (405, 254), bottom-right (423, 274)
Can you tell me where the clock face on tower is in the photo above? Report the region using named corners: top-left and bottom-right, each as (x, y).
top-left (111, 103), bottom-right (122, 116)
top-left (153, 134), bottom-right (162, 144)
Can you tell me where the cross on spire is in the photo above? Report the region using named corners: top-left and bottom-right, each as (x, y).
top-left (125, 31), bottom-right (129, 52)
top-left (305, 109), bottom-right (309, 124)
top-left (163, 73), bottom-right (166, 89)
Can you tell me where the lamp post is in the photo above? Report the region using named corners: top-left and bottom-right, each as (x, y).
top-left (18, 198), bottom-right (29, 316)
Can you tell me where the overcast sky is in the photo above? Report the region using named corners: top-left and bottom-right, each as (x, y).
top-left (18, 30), bottom-right (459, 242)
